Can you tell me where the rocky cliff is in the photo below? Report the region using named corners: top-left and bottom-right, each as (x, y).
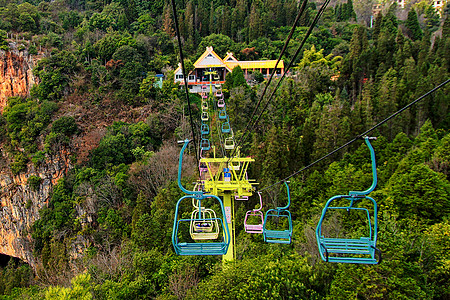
top-left (0, 150), bottom-right (72, 269)
top-left (0, 44), bottom-right (45, 268)
top-left (0, 43), bottom-right (39, 111)
top-left (0, 46), bottom-right (153, 269)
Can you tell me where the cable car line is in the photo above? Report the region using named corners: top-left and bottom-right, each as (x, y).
top-left (230, 0), bottom-right (332, 160)
top-left (170, 0), bottom-right (199, 165)
top-left (229, 0), bottom-right (309, 158)
top-left (260, 78), bottom-right (450, 192)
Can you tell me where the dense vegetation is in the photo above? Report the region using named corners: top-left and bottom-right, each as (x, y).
top-left (0, 0), bottom-right (449, 298)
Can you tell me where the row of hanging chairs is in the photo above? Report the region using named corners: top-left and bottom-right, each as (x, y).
top-left (240, 137), bottom-right (381, 263)
top-left (178, 73), bottom-right (381, 265)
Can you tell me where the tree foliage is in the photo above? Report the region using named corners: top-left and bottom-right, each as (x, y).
top-left (0, 1), bottom-right (449, 298)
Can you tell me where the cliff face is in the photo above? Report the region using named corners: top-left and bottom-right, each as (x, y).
top-left (0, 43), bottom-right (39, 111)
top-left (0, 150), bottom-right (72, 269)
top-left (0, 44), bottom-right (45, 268)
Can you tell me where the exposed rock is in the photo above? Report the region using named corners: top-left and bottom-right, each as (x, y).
top-left (0, 150), bottom-right (72, 269)
top-left (0, 42), bottom-right (41, 111)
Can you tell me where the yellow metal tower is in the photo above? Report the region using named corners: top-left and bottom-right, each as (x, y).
top-left (199, 153), bottom-right (257, 262)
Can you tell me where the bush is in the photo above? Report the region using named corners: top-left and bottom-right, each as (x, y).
top-left (31, 151), bottom-right (46, 167)
top-left (2, 97), bottom-right (58, 155)
top-left (27, 175), bottom-right (42, 191)
top-left (51, 116), bottom-right (78, 136)
top-left (11, 152), bottom-right (28, 175)
top-left (28, 44), bottom-right (38, 55)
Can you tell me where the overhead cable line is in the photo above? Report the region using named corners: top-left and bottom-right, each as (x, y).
top-left (260, 78), bottom-right (450, 192)
top-left (229, 0), bottom-right (309, 158)
top-left (233, 0), bottom-right (331, 158)
top-left (170, 0), bottom-right (199, 164)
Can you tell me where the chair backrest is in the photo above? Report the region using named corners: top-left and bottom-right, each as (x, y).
top-left (349, 137), bottom-right (377, 196)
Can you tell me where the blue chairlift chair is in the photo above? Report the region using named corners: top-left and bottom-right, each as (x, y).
top-left (218, 109), bottom-right (227, 120)
top-left (221, 118), bottom-right (231, 134)
top-left (172, 140), bottom-right (230, 256)
top-left (262, 181), bottom-right (293, 244)
top-left (201, 123), bottom-right (209, 135)
top-left (200, 138), bottom-right (211, 151)
top-left (315, 137), bottom-right (381, 264)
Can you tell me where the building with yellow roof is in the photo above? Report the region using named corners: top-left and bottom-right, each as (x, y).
top-left (174, 46), bottom-right (284, 93)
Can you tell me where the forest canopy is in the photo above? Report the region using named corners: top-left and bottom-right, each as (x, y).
top-left (0, 0), bottom-right (449, 299)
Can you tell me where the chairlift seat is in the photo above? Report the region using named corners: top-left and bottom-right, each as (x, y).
top-left (263, 209), bottom-right (292, 243)
top-left (316, 195), bottom-right (380, 263)
top-left (315, 137), bottom-right (381, 264)
top-left (199, 163), bottom-right (208, 173)
top-left (190, 210), bottom-right (220, 240)
top-left (201, 123), bottom-right (209, 135)
top-left (317, 237), bottom-right (380, 264)
top-left (172, 141), bottom-right (230, 256)
top-left (224, 137), bottom-right (235, 150)
top-left (245, 192), bottom-right (264, 234)
top-left (201, 138), bottom-right (210, 151)
top-left (221, 122), bottom-right (231, 133)
top-left (202, 101), bottom-right (208, 111)
top-left (218, 98), bottom-right (225, 108)
top-left (262, 181), bottom-right (292, 243)
top-left (201, 112), bottom-right (209, 122)
top-left (218, 109), bottom-right (227, 119)
top-left (174, 242), bottom-right (229, 256)
top-left (244, 220), bottom-right (263, 234)
top-left (231, 161), bottom-right (240, 170)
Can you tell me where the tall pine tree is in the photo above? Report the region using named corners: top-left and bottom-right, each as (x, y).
top-left (406, 8), bottom-right (423, 41)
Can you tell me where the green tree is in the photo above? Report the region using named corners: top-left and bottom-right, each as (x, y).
top-left (52, 116), bottom-right (78, 136)
top-left (196, 34), bottom-right (235, 58)
top-left (387, 163), bottom-right (450, 223)
top-left (443, 16), bottom-right (450, 39)
top-left (229, 65), bottom-right (247, 88)
top-left (406, 8), bottom-right (423, 41)
top-left (32, 50), bottom-right (80, 101)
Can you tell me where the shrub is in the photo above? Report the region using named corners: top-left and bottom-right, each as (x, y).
top-left (51, 116), bottom-right (78, 136)
top-left (31, 151), bottom-right (46, 167)
top-left (11, 152), bottom-right (28, 175)
top-left (27, 175), bottom-right (42, 191)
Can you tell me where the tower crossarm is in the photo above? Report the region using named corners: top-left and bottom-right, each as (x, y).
top-left (199, 157), bottom-right (257, 197)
